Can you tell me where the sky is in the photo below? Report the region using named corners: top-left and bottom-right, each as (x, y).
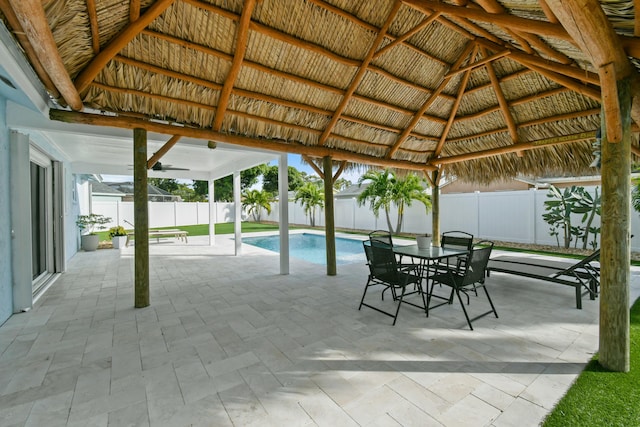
top-left (102, 153), bottom-right (362, 185)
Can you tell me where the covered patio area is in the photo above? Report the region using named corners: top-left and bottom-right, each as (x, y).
top-left (2, 235), bottom-right (638, 426)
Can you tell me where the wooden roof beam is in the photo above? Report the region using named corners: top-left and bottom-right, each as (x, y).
top-left (482, 47), bottom-right (518, 143)
top-left (7, 0), bottom-right (83, 110)
top-left (524, 63), bottom-right (601, 101)
top-left (431, 131), bottom-right (596, 165)
top-left (212, 0), bottom-right (257, 131)
top-left (92, 81), bottom-right (432, 154)
top-left (86, 0), bottom-right (100, 53)
top-left (547, 0), bottom-right (637, 142)
top-left (403, 0), bottom-right (572, 40)
top-left (184, 0), bottom-right (459, 104)
top-left (307, 0), bottom-right (448, 66)
top-left (318, 0), bottom-right (402, 146)
top-left (539, 0), bottom-right (559, 24)
top-left (444, 50), bottom-right (510, 78)
top-left (147, 135), bottom-right (181, 169)
top-left (142, 28), bottom-right (457, 104)
top-left (445, 108), bottom-right (601, 144)
top-left (0, 0), bottom-right (61, 98)
top-left (74, 0), bottom-right (176, 94)
top-left (373, 11), bottom-right (441, 59)
top-left (476, 39), bottom-right (600, 86)
top-left (49, 109), bottom-right (437, 172)
top-left (472, 0), bottom-right (572, 64)
top-left (130, 0), bottom-right (141, 21)
top-left (434, 45), bottom-right (477, 157)
top-left (386, 41), bottom-right (475, 159)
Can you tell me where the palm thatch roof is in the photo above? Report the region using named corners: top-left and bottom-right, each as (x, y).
top-left (2, 0), bottom-right (639, 183)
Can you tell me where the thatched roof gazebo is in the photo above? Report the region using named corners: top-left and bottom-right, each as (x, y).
top-left (1, 0), bottom-right (637, 371)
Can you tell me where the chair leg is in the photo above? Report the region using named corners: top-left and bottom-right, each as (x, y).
top-left (482, 285), bottom-right (499, 319)
top-left (392, 286), bottom-right (406, 326)
top-left (455, 289), bottom-right (474, 330)
top-left (358, 279), bottom-right (373, 310)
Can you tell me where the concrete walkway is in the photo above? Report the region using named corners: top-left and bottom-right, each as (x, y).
top-left (1, 233), bottom-right (638, 426)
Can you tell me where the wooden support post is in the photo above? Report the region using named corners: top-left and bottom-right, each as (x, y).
top-left (431, 170), bottom-right (441, 246)
top-left (323, 156), bottom-right (337, 275)
top-left (133, 128), bottom-right (150, 308)
top-left (599, 76), bottom-right (631, 372)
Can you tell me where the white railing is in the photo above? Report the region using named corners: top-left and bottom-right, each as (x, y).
top-left (92, 186), bottom-right (640, 251)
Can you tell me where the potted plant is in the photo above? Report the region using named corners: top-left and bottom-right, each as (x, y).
top-left (108, 225), bottom-right (128, 249)
top-left (76, 213), bottom-right (111, 251)
top-left (416, 233), bottom-right (432, 249)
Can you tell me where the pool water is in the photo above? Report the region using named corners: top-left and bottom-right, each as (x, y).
top-left (243, 233), bottom-right (365, 265)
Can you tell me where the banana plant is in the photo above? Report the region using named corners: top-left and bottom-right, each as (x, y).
top-left (542, 185), bottom-right (577, 248)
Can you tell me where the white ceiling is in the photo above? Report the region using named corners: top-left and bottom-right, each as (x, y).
top-left (8, 103), bottom-right (279, 181)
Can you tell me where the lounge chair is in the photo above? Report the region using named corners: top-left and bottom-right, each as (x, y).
top-left (486, 250), bottom-right (600, 309)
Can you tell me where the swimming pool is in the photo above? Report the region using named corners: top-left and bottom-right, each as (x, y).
top-left (243, 233), bottom-right (365, 265)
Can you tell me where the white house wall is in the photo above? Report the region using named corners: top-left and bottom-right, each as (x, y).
top-left (0, 96), bottom-right (12, 325)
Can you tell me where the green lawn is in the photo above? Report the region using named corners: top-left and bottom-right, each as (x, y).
top-left (543, 297), bottom-right (640, 426)
top-left (97, 222), bottom-right (280, 241)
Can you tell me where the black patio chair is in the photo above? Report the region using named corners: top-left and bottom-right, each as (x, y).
top-left (427, 240), bottom-right (498, 330)
top-left (439, 230), bottom-right (474, 269)
top-left (359, 240), bottom-right (426, 325)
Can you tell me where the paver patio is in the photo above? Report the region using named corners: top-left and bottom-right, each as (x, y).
top-left (1, 233), bottom-right (638, 427)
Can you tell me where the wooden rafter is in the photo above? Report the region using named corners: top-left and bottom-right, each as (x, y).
top-left (433, 46), bottom-right (477, 157)
top-left (549, 0), bottom-right (637, 140)
top-left (476, 39), bottom-right (600, 86)
top-left (93, 81), bottom-right (427, 157)
top-left (86, 0), bottom-right (100, 53)
top-left (636, 0), bottom-right (640, 36)
top-left (306, 0), bottom-right (448, 66)
top-left (432, 131), bottom-right (596, 165)
top-left (49, 109), bottom-right (438, 172)
top-left (523, 62), bottom-right (601, 101)
top-left (0, 0), bottom-right (61, 98)
top-left (403, 0), bottom-right (571, 40)
top-left (212, 0), bottom-right (256, 131)
top-left (386, 42), bottom-right (475, 160)
top-left (446, 109), bottom-right (601, 144)
top-left (130, 0), bottom-right (141, 21)
top-left (539, 0), bottom-right (559, 24)
top-left (373, 11), bottom-right (441, 59)
top-left (333, 160), bottom-right (347, 181)
top-left (147, 135), bottom-right (181, 169)
top-left (482, 47), bottom-right (518, 143)
top-left (143, 27), bottom-right (456, 105)
top-left (473, 0), bottom-right (572, 64)
top-left (444, 50), bottom-right (509, 78)
top-left (74, 0), bottom-right (176, 94)
top-left (317, 0), bottom-right (402, 146)
top-left (302, 155), bottom-right (324, 179)
top-left (7, 0), bottom-right (83, 109)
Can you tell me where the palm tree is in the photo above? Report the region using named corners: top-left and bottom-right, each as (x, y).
top-left (241, 189), bottom-right (272, 222)
top-left (391, 173), bottom-right (431, 233)
top-left (357, 169), bottom-right (431, 234)
top-left (294, 182), bottom-right (324, 227)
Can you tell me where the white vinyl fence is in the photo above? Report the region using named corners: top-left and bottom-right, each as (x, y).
top-left (92, 186), bottom-right (640, 251)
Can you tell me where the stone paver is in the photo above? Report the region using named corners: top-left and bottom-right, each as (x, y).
top-left (1, 233), bottom-right (639, 426)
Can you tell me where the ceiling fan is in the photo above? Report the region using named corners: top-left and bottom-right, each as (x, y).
top-left (128, 161), bottom-right (190, 172)
top-left (151, 161), bottom-right (189, 172)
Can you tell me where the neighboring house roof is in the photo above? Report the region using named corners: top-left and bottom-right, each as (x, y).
top-left (98, 182), bottom-right (182, 202)
top-left (335, 183), bottom-right (370, 199)
top-left (90, 181), bottom-right (126, 196)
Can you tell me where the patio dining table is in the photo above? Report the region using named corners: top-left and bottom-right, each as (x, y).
top-left (393, 244), bottom-right (471, 312)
